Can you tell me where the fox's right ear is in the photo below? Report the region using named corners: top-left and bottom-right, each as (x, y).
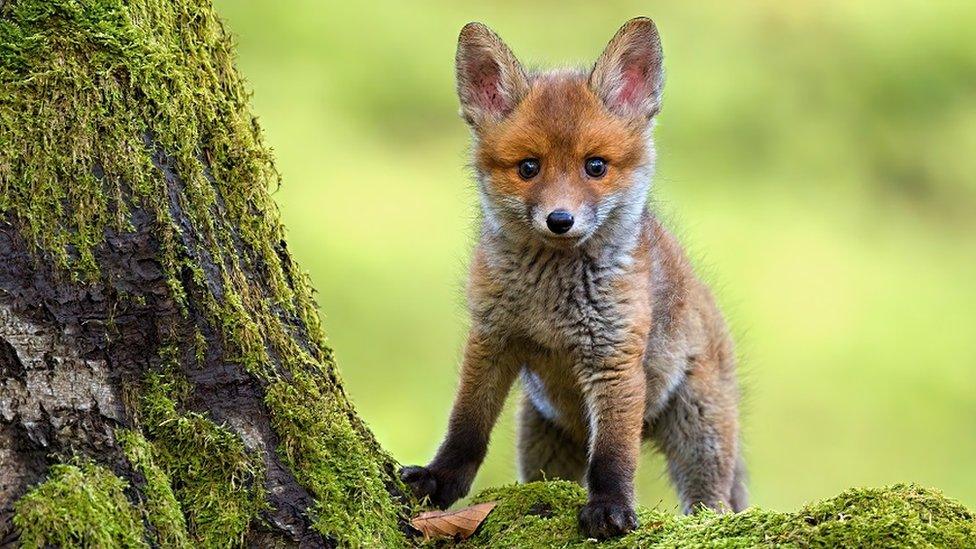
top-left (455, 22), bottom-right (529, 127)
top-left (589, 17), bottom-right (664, 119)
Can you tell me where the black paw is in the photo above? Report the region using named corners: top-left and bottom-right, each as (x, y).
top-left (400, 465), bottom-right (468, 509)
top-left (578, 498), bottom-right (638, 539)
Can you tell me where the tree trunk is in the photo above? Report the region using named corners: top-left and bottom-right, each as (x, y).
top-left (0, 0), bottom-right (409, 546)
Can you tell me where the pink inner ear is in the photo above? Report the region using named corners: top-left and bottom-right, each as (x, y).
top-left (616, 64), bottom-right (647, 108)
top-left (469, 60), bottom-right (506, 114)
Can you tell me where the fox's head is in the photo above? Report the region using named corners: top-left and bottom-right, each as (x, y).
top-left (457, 18), bottom-right (664, 250)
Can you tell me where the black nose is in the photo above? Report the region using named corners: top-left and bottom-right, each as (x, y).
top-left (545, 210), bottom-right (574, 234)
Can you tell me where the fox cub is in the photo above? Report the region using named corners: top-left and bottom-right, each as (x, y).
top-left (401, 18), bottom-right (746, 539)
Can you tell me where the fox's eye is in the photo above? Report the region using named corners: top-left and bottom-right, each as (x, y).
top-left (585, 157), bottom-right (607, 178)
top-left (517, 158), bottom-right (540, 179)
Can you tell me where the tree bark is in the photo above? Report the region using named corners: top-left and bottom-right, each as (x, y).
top-left (0, 0), bottom-right (408, 546)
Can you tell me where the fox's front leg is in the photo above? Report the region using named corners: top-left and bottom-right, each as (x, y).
top-left (401, 331), bottom-right (518, 508)
top-left (577, 343), bottom-right (647, 539)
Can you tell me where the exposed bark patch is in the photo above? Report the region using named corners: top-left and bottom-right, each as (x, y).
top-left (0, 296), bottom-right (127, 520)
top-left (0, 302), bottom-right (123, 431)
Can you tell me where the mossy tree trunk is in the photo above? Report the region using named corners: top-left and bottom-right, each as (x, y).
top-left (0, 0), bottom-right (410, 546)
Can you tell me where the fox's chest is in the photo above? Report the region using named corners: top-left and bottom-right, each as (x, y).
top-left (491, 250), bottom-right (626, 353)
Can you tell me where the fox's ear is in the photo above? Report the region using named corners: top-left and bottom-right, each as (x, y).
top-left (456, 22), bottom-right (529, 127)
top-left (589, 17), bottom-right (664, 119)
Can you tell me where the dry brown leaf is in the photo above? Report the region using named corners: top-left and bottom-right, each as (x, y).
top-left (410, 501), bottom-right (498, 541)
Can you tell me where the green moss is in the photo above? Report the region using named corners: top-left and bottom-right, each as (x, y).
top-left (266, 369), bottom-right (408, 547)
top-left (140, 372), bottom-right (266, 547)
top-left (217, 280), bottom-right (275, 379)
top-left (456, 481), bottom-right (592, 547)
top-left (117, 428), bottom-right (191, 548)
top-left (457, 481), bottom-right (976, 548)
top-left (13, 460), bottom-right (148, 549)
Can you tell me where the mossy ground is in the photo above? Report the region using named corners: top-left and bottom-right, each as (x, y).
top-left (15, 464), bottom-right (976, 548)
top-left (454, 481), bottom-right (976, 548)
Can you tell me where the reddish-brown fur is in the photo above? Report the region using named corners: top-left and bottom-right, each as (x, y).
top-left (478, 75), bottom-right (647, 201)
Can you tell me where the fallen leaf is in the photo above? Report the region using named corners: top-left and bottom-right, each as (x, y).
top-left (410, 501), bottom-right (498, 540)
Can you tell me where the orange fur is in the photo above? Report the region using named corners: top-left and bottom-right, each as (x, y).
top-left (478, 75), bottom-right (647, 203)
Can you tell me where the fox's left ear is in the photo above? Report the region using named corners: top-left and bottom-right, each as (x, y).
top-left (589, 17), bottom-right (664, 119)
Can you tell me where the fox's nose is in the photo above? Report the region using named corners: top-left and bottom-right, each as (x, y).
top-left (545, 210), bottom-right (574, 234)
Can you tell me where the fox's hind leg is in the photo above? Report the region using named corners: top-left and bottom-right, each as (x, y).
top-left (729, 453), bottom-right (749, 512)
top-left (652, 355), bottom-right (742, 513)
top-left (517, 396), bottom-right (587, 482)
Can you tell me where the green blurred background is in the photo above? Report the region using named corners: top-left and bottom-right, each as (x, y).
top-left (213, 1), bottom-right (976, 511)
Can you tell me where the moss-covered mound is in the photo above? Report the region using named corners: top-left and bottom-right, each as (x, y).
top-left (459, 481), bottom-right (976, 548)
top-left (16, 471), bottom-right (975, 547)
